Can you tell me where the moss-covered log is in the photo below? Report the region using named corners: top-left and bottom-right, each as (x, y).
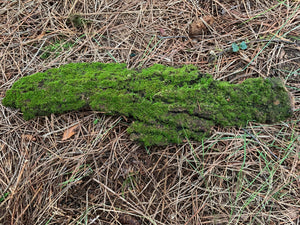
top-left (2, 63), bottom-right (293, 146)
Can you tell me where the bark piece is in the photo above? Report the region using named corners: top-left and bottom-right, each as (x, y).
top-left (2, 63), bottom-right (293, 146)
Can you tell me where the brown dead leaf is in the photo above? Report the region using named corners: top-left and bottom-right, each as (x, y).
top-left (62, 124), bottom-right (79, 141)
top-left (189, 16), bottom-right (214, 37)
top-left (118, 214), bottom-right (140, 225)
top-left (273, 100), bottom-right (280, 105)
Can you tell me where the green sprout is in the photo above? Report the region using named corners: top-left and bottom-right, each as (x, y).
top-left (232, 41), bottom-right (248, 52)
top-left (40, 41), bottom-right (73, 59)
top-left (0, 192), bottom-right (10, 203)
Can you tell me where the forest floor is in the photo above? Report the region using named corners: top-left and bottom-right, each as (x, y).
top-left (0, 0), bottom-right (299, 224)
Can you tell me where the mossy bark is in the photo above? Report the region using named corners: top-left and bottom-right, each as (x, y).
top-left (2, 63), bottom-right (293, 146)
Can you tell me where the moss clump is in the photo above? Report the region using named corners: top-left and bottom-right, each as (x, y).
top-left (2, 63), bottom-right (293, 146)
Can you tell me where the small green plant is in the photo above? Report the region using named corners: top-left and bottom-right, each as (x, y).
top-left (0, 192), bottom-right (10, 203)
top-left (232, 41), bottom-right (248, 52)
top-left (93, 118), bottom-right (99, 125)
top-left (40, 41), bottom-right (73, 59)
top-left (122, 172), bottom-right (139, 198)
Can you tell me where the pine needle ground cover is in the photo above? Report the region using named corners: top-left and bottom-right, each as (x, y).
top-left (0, 0), bottom-right (299, 224)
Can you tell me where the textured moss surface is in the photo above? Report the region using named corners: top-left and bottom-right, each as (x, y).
top-left (3, 62), bottom-right (293, 146)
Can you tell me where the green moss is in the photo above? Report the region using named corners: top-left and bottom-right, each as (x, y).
top-left (2, 63), bottom-right (293, 146)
